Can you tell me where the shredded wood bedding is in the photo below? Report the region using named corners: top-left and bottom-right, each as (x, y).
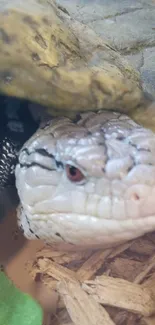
top-left (25, 233), bottom-right (155, 325)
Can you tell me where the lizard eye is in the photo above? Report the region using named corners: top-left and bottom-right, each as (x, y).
top-left (66, 164), bottom-right (85, 182)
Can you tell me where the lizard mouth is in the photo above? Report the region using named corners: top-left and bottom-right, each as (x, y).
top-left (17, 208), bottom-right (155, 250)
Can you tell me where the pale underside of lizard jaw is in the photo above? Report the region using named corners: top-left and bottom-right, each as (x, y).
top-left (15, 110), bottom-right (155, 250)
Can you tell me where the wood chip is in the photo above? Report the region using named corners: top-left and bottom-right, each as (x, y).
top-left (134, 254), bottom-right (155, 284)
top-left (37, 258), bottom-right (77, 282)
top-left (129, 238), bottom-right (155, 256)
top-left (142, 275), bottom-right (155, 293)
top-left (40, 276), bottom-right (58, 290)
top-left (140, 316), bottom-right (155, 325)
top-left (76, 248), bottom-right (112, 281)
top-left (83, 275), bottom-right (155, 316)
top-left (109, 258), bottom-right (143, 281)
top-left (109, 242), bottom-right (133, 259)
top-left (24, 231), bottom-right (155, 325)
top-left (58, 280), bottom-right (115, 325)
top-left (36, 248), bottom-right (91, 265)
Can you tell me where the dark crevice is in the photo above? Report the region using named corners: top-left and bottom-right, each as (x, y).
top-left (85, 7), bottom-right (144, 24)
top-left (121, 43), bottom-right (155, 55)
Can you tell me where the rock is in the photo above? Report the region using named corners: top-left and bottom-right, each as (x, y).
top-left (0, 0), bottom-right (144, 117)
top-left (87, 9), bottom-right (155, 54)
top-left (56, 0), bottom-right (155, 103)
top-left (56, 0), bottom-right (144, 24)
top-left (140, 48), bottom-right (155, 98)
top-left (124, 53), bottom-right (144, 71)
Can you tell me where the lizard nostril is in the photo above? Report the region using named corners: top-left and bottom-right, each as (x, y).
top-left (132, 193), bottom-right (140, 201)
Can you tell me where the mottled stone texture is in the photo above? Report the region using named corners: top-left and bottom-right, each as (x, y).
top-left (57, 0), bottom-right (155, 99)
top-left (0, 0), bottom-right (144, 117)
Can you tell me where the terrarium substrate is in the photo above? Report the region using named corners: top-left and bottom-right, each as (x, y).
top-left (25, 233), bottom-right (155, 325)
top-left (1, 210), bottom-right (155, 325)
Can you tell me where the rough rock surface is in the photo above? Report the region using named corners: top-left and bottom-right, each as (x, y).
top-left (0, 0), bottom-right (145, 117)
top-left (56, 0), bottom-right (155, 99)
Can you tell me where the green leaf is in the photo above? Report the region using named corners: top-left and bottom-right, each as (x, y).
top-left (0, 271), bottom-right (43, 325)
